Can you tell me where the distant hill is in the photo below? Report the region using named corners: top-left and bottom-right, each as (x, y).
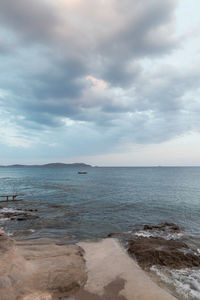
top-left (0, 163), bottom-right (92, 168)
top-left (42, 163), bottom-right (92, 168)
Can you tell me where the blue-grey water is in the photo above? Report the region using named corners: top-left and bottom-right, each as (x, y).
top-left (1, 166), bottom-right (200, 300)
top-left (0, 166), bottom-right (200, 242)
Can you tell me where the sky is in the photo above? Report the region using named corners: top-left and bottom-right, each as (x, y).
top-left (0, 0), bottom-right (200, 166)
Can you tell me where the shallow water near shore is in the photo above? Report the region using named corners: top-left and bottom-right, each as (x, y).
top-left (0, 166), bottom-right (200, 241)
top-left (0, 166), bottom-right (200, 299)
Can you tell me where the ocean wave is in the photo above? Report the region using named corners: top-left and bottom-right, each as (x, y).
top-left (151, 266), bottom-right (200, 300)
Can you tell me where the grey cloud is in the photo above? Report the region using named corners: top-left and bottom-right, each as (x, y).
top-left (3, 55), bottom-right (200, 145)
top-left (30, 60), bottom-right (86, 100)
top-left (134, 67), bottom-right (200, 114)
top-left (1, 0), bottom-right (200, 152)
top-left (102, 62), bottom-right (141, 87)
top-left (100, 0), bottom-right (177, 58)
top-left (0, 41), bottom-right (11, 54)
top-left (80, 65), bottom-right (200, 144)
top-left (0, 0), bottom-right (57, 42)
top-left (0, 0), bottom-right (178, 86)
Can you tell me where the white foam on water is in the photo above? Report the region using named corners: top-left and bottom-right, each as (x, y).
top-left (135, 231), bottom-right (153, 238)
top-left (150, 266), bottom-right (200, 300)
top-left (150, 265), bottom-right (171, 284)
top-left (0, 218), bottom-right (10, 223)
top-left (0, 207), bottom-right (24, 213)
top-left (5, 231), bottom-right (13, 236)
top-left (135, 230), bottom-right (183, 240)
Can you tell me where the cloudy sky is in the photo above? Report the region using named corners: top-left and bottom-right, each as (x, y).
top-left (0, 0), bottom-right (200, 166)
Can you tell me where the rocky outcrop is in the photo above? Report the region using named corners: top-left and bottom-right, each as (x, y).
top-left (0, 235), bottom-right (86, 300)
top-left (142, 222), bottom-right (181, 233)
top-left (0, 209), bottom-right (39, 222)
top-left (128, 237), bottom-right (200, 269)
top-left (128, 223), bottom-right (200, 270)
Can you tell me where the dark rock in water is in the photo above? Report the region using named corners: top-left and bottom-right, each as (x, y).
top-left (16, 208), bottom-right (38, 212)
top-left (128, 237), bottom-right (200, 269)
top-left (107, 232), bottom-right (122, 238)
top-left (0, 210), bottom-right (39, 221)
top-left (50, 204), bottom-right (70, 209)
top-left (11, 214), bottom-right (39, 221)
top-left (11, 217), bottom-right (24, 221)
top-left (0, 212), bottom-right (22, 219)
top-left (143, 222), bottom-right (181, 232)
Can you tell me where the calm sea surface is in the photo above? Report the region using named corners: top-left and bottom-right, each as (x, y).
top-left (1, 166), bottom-right (200, 299)
top-left (0, 166), bottom-right (200, 242)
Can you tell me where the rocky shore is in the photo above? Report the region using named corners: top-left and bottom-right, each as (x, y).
top-left (0, 230), bottom-right (178, 300)
top-left (128, 223), bottom-right (200, 270)
top-left (70, 238), bottom-right (176, 300)
top-left (0, 206), bottom-right (39, 222)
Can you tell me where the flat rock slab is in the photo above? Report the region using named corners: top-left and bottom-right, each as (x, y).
top-left (0, 236), bottom-right (86, 300)
top-left (68, 238), bottom-right (177, 300)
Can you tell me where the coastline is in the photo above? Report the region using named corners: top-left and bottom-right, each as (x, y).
top-left (0, 234), bottom-right (176, 300)
top-left (70, 238), bottom-right (177, 300)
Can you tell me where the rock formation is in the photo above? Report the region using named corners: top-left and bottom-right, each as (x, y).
top-left (128, 236), bottom-right (200, 269)
top-left (0, 235), bottom-right (86, 300)
top-left (128, 223), bottom-right (200, 270)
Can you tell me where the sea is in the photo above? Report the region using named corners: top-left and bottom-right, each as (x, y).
top-left (0, 166), bottom-right (200, 299)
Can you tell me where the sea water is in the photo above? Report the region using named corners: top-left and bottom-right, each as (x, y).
top-left (0, 166), bottom-right (199, 241)
top-left (0, 166), bottom-right (200, 299)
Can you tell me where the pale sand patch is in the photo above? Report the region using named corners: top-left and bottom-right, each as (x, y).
top-left (69, 238), bottom-right (177, 300)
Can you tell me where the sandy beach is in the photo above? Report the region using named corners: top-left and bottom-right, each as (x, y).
top-left (0, 234), bottom-right (177, 300)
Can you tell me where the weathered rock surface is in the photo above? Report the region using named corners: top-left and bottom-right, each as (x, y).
top-left (142, 222), bottom-right (181, 233)
top-left (128, 237), bottom-right (200, 269)
top-left (0, 235), bottom-right (86, 300)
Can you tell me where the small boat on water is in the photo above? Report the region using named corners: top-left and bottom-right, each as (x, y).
top-left (78, 171), bottom-right (88, 174)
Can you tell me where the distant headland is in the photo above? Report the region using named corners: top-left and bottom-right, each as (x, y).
top-left (0, 163), bottom-right (92, 168)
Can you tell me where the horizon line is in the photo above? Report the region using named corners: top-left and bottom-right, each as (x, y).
top-left (0, 163), bottom-right (200, 168)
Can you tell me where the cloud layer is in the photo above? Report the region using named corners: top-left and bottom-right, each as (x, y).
top-left (0, 0), bottom-right (200, 161)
